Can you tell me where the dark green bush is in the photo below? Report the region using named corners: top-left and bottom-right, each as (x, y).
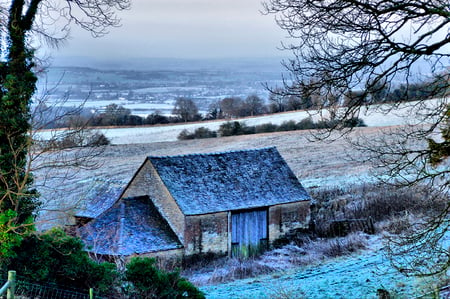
top-left (218, 121), bottom-right (250, 136)
top-left (343, 117), bottom-right (367, 127)
top-left (178, 129), bottom-right (196, 140)
top-left (8, 228), bottom-right (117, 295)
top-left (192, 127), bottom-right (217, 139)
top-left (125, 257), bottom-right (205, 299)
top-left (178, 127), bottom-right (218, 140)
top-left (255, 123), bottom-right (278, 133)
top-left (276, 120), bottom-right (299, 131)
top-left (296, 117), bottom-right (316, 130)
top-left (295, 117), bottom-right (316, 130)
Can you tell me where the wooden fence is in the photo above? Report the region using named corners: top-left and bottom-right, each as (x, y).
top-left (0, 271), bottom-right (15, 299)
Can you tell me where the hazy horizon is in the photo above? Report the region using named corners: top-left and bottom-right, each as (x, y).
top-left (40, 0), bottom-right (289, 64)
top-left (47, 55), bottom-right (290, 71)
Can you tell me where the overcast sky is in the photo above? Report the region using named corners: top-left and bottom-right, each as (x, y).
top-left (45, 0), bottom-right (288, 63)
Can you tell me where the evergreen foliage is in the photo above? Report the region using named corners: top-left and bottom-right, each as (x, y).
top-left (125, 257), bottom-right (205, 299)
top-left (6, 228), bottom-right (118, 295)
top-left (0, 210), bottom-right (30, 260)
top-left (0, 0), bottom-right (41, 264)
top-left (1, 229), bottom-right (204, 298)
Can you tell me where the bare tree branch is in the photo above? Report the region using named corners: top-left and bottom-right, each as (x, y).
top-left (264, 0), bottom-right (450, 277)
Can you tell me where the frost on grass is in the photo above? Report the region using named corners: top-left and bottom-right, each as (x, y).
top-left (200, 235), bottom-right (419, 299)
top-left (185, 232), bottom-right (369, 287)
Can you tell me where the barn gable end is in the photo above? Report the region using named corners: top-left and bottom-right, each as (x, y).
top-left (122, 159), bottom-right (186, 242)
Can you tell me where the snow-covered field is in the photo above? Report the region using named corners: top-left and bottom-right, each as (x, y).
top-left (34, 126), bottom-right (376, 229)
top-left (32, 98), bottom-right (448, 298)
top-left (36, 98), bottom-right (446, 145)
top-left (201, 236), bottom-right (418, 299)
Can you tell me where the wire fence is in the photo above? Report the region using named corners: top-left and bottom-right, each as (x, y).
top-left (0, 275), bottom-right (107, 299)
top-left (14, 280), bottom-right (94, 299)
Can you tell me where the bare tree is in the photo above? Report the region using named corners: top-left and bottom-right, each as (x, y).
top-left (268, 88), bottom-right (287, 113)
top-left (219, 97), bottom-right (244, 118)
top-left (243, 94), bottom-right (266, 116)
top-left (172, 97), bottom-right (200, 122)
top-left (263, 0), bottom-right (449, 277)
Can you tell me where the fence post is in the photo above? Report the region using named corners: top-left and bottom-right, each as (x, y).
top-left (368, 216), bottom-right (375, 234)
top-left (6, 270), bottom-right (15, 299)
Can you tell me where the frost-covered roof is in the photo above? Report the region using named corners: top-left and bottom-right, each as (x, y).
top-left (74, 179), bottom-right (125, 219)
top-left (148, 147), bottom-right (311, 215)
top-left (79, 196), bottom-right (182, 256)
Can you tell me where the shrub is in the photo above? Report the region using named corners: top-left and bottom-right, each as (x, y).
top-left (178, 129), bottom-right (196, 140)
top-left (343, 117), bottom-right (367, 127)
top-left (312, 233), bottom-right (368, 258)
top-left (277, 120), bottom-right (299, 131)
top-left (296, 118), bottom-right (316, 130)
top-left (178, 117), bottom-right (367, 140)
top-left (86, 132), bottom-right (110, 146)
top-left (126, 257), bottom-right (205, 299)
top-left (0, 210), bottom-right (32, 263)
top-left (255, 123), bottom-right (278, 133)
top-left (8, 228), bottom-right (117, 295)
top-left (218, 121), bottom-right (249, 136)
top-left (42, 130), bottom-right (110, 149)
top-left (192, 127), bottom-right (217, 139)
top-left (178, 127), bottom-right (218, 140)
top-left (146, 112), bottom-right (170, 125)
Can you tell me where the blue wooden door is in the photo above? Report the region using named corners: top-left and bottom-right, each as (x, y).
top-left (231, 209), bottom-right (268, 257)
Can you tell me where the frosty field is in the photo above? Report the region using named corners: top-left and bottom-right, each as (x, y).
top-left (32, 99), bottom-right (448, 298)
top-left (201, 236), bottom-right (418, 299)
top-left (35, 98), bottom-right (446, 145)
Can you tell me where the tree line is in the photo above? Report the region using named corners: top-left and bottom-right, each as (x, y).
top-left (178, 117), bottom-right (366, 140)
top-left (36, 74), bottom-right (449, 130)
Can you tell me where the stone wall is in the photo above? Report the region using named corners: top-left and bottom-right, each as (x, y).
top-left (122, 160), bottom-right (186, 242)
top-left (122, 160), bottom-right (310, 256)
top-left (184, 212), bottom-right (228, 255)
top-left (183, 200), bottom-right (310, 256)
top-left (268, 201), bottom-right (310, 241)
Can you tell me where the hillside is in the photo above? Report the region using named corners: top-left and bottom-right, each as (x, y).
top-left (35, 125), bottom-right (390, 230)
top-left (32, 104), bottom-right (445, 298)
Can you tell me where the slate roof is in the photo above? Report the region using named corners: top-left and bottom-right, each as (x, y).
top-left (148, 147), bottom-right (311, 215)
top-left (79, 196), bottom-right (182, 255)
top-left (75, 179), bottom-right (125, 219)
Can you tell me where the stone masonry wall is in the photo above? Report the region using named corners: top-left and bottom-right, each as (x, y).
top-left (268, 201), bottom-right (310, 241)
top-left (122, 160), bottom-right (186, 242)
top-left (184, 212), bottom-right (228, 256)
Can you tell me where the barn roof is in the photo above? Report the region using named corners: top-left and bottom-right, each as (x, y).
top-left (74, 179), bottom-right (124, 219)
top-left (79, 196), bottom-right (182, 255)
top-left (148, 147), bottom-right (310, 215)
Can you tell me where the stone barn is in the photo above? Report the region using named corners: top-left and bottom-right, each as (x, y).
top-left (79, 147), bottom-right (311, 259)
